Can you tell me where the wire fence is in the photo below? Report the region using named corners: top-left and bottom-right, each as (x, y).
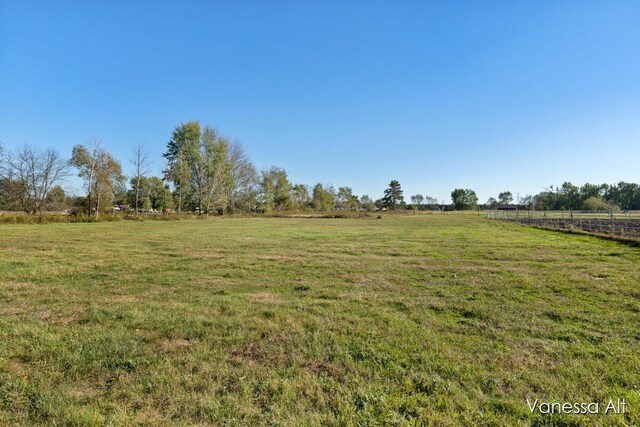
top-left (486, 210), bottom-right (640, 240)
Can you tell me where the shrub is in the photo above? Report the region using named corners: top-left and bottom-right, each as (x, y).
top-left (582, 197), bottom-right (619, 211)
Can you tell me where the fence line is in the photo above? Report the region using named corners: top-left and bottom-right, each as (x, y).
top-left (486, 210), bottom-right (640, 240)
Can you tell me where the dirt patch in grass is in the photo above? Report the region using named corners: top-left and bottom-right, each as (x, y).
top-left (248, 291), bottom-right (284, 304)
top-left (159, 338), bottom-right (199, 353)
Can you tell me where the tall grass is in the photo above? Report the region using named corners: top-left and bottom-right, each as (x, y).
top-left (0, 212), bottom-right (202, 224)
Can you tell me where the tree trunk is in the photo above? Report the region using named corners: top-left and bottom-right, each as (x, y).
top-left (87, 167), bottom-right (95, 218)
top-left (135, 179), bottom-right (139, 216)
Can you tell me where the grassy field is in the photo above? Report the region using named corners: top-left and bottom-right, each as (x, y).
top-left (0, 215), bottom-right (639, 426)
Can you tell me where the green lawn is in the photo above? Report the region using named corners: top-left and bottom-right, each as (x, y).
top-left (0, 215), bottom-right (639, 426)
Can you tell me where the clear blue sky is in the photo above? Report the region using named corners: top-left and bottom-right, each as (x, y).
top-left (1, 1), bottom-right (639, 202)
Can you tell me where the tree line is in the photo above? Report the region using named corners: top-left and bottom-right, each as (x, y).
top-left (453, 183), bottom-right (640, 211)
top-left (0, 122), bottom-right (427, 217)
top-left (493, 182), bottom-right (640, 211)
top-left (1, 124), bottom-right (639, 216)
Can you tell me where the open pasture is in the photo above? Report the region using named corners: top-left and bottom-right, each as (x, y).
top-left (0, 215), bottom-right (639, 426)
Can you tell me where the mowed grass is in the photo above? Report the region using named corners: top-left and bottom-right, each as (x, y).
top-left (0, 215), bottom-right (639, 426)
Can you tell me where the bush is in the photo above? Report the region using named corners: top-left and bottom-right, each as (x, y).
top-left (0, 213), bottom-right (73, 224)
top-left (583, 197), bottom-right (619, 211)
top-left (71, 212), bottom-right (88, 223)
top-left (0, 215), bottom-right (17, 224)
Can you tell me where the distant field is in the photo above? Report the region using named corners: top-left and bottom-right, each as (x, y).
top-left (0, 215), bottom-right (639, 426)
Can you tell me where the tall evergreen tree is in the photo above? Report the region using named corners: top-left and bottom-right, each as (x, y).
top-left (382, 180), bottom-right (404, 210)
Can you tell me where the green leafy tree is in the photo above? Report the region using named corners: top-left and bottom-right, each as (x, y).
top-left (291, 184), bottom-right (311, 210)
top-left (113, 179), bottom-right (129, 206)
top-left (259, 167), bottom-right (292, 212)
top-left (148, 176), bottom-right (174, 211)
top-left (579, 183), bottom-right (605, 205)
top-left (559, 182), bottom-right (580, 210)
top-left (127, 176), bottom-right (152, 210)
top-left (533, 186), bottom-right (558, 210)
top-left (164, 122), bottom-right (235, 216)
top-left (465, 190), bottom-right (478, 210)
top-left (45, 185), bottom-right (67, 211)
top-left (532, 182), bottom-right (639, 211)
top-left (604, 182), bottom-right (640, 210)
top-left (163, 122), bottom-right (200, 213)
top-left (200, 126), bottom-right (232, 216)
top-left (359, 195), bottom-right (376, 212)
top-left (498, 191), bottom-right (513, 205)
top-left (0, 178), bottom-right (20, 210)
top-left (382, 180), bottom-right (404, 210)
top-left (337, 186), bottom-right (359, 210)
top-left (451, 189), bottom-right (466, 210)
top-left (71, 141), bottom-right (124, 219)
top-left (451, 188), bottom-right (478, 210)
top-left (312, 183), bottom-right (336, 212)
top-left (348, 194), bottom-right (360, 211)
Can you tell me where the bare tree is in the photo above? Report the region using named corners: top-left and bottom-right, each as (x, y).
top-left (163, 122), bottom-right (199, 214)
top-left (0, 142), bottom-right (12, 210)
top-left (0, 142), bottom-right (5, 178)
top-left (130, 143), bottom-right (151, 215)
top-left (6, 145), bottom-right (70, 214)
top-left (226, 140), bottom-right (257, 213)
top-left (71, 140), bottom-right (100, 217)
top-left (410, 194), bottom-right (424, 212)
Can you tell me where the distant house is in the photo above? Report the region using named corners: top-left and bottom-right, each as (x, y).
top-left (497, 205), bottom-right (518, 211)
top-left (112, 204), bottom-right (131, 212)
